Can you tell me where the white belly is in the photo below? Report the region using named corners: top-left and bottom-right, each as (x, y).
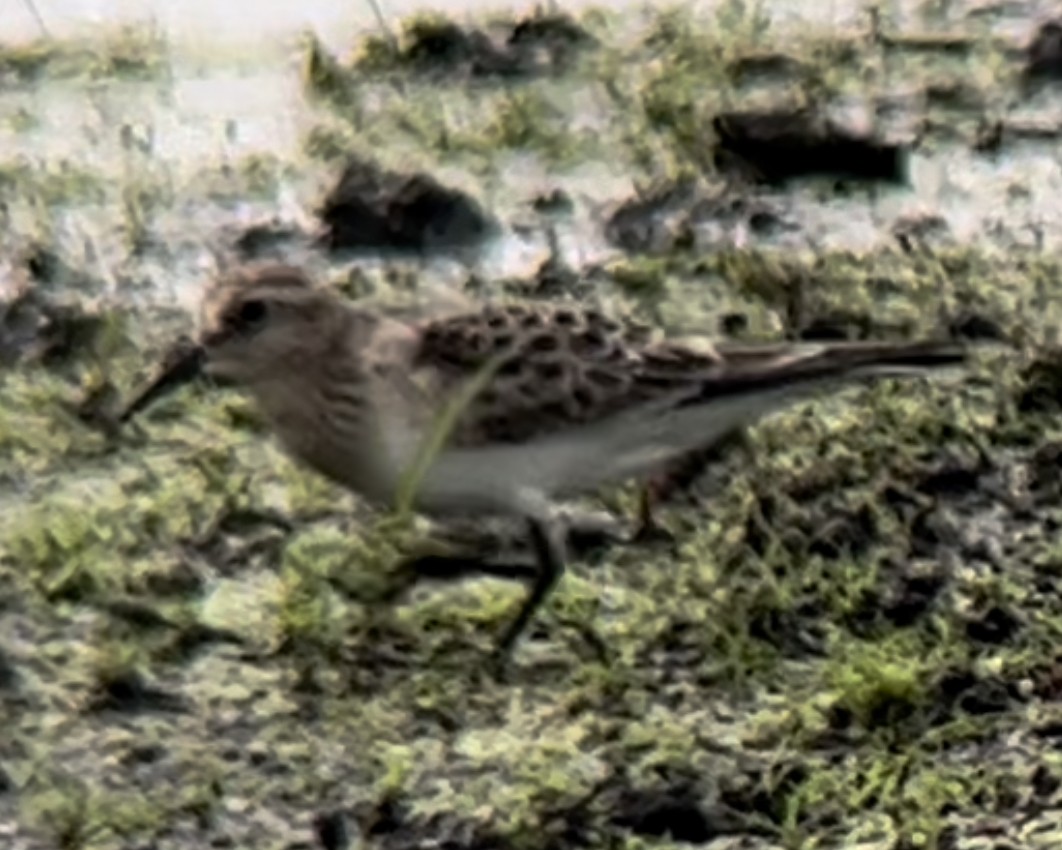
top-left (409, 385), bottom-right (805, 518)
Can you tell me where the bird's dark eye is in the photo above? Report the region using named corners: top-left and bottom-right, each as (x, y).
top-left (234, 299), bottom-right (267, 328)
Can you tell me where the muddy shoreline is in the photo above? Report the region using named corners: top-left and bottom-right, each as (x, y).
top-left (4, 3), bottom-right (1062, 849)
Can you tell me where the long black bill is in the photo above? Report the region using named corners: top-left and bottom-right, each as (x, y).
top-left (118, 335), bottom-right (206, 423)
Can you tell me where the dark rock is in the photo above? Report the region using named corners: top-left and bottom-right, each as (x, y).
top-left (797, 311), bottom-right (874, 341)
top-left (1033, 718), bottom-right (1062, 739)
top-left (877, 30), bottom-right (976, 56)
top-left (934, 668), bottom-right (1013, 718)
top-left (825, 703), bottom-right (855, 731)
top-left (404, 21), bottom-right (522, 77)
top-left (359, 797), bottom-right (403, 838)
top-left (713, 106), bottom-right (910, 185)
top-left (86, 669), bottom-right (188, 714)
top-left (32, 303), bottom-right (108, 367)
top-left (914, 452), bottom-right (987, 497)
top-left (1016, 349), bottom-right (1062, 414)
top-left (0, 286), bottom-right (108, 369)
top-left (23, 242), bottom-right (65, 283)
top-left (232, 219), bottom-right (306, 260)
top-left (0, 646), bottom-right (17, 690)
top-left (1029, 440), bottom-right (1062, 496)
top-left (351, 797), bottom-right (511, 850)
top-left (405, 20), bottom-right (487, 70)
top-left (318, 156), bottom-right (497, 255)
top-left (719, 762), bottom-right (808, 827)
top-left (882, 566), bottom-right (947, 627)
top-left (719, 312), bottom-right (749, 337)
top-left (102, 599), bottom-right (177, 631)
top-left (505, 13), bottom-right (595, 75)
top-left (1024, 19), bottom-right (1062, 85)
top-left (362, 12), bottom-right (593, 79)
top-left (1031, 764), bottom-right (1061, 798)
top-left (747, 206), bottom-right (788, 236)
top-left (122, 742), bottom-right (167, 766)
top-left (611, 783), bottom-right (747, 843)
top-left (314, 810), bottom-right (350, 850)
top-left (507, 12), bottom-right (593, 52)
top-left (531, 188), bottom-right (574, 216)
top-left (965, 604), bottom-right (1022, 645)
top-left (948, 311), bottom-right (1006, 342)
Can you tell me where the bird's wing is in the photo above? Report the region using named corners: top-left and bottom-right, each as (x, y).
top-left (406, 302), bottom-right (724, 448)
top-left (409, 302), bottom-right (967, 450)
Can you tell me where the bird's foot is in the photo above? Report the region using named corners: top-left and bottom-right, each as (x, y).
top-left (630, 514), bottom-right (678, 548)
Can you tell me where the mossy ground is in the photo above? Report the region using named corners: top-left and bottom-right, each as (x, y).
top-left (2, 3), bottom-right (1062, 849)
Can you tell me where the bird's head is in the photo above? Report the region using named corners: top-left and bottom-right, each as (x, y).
top-left (198, 264), bottom-right (344, 384)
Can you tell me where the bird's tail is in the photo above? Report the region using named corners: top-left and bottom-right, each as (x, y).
top-left (678, 339), bottom-right (967, 408)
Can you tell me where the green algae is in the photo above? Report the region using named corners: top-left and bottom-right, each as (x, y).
top-left (3, 213), bottom-right (1058, 850)
top-left (0, 25), bottom-right (169, 85)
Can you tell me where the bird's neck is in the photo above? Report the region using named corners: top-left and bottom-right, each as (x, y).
top-left (248, 366), bottom-right (394, 506)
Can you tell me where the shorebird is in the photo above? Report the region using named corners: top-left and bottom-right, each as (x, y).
top-left (122, 263), bottom-right (968, 669)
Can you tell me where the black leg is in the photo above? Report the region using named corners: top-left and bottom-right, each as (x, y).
top-left (632, 482), bottom-right (658, 540)
top-left (631, 480), bottom-right (677, 546)
top-left (492, 518), bottom-right (566, 665)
